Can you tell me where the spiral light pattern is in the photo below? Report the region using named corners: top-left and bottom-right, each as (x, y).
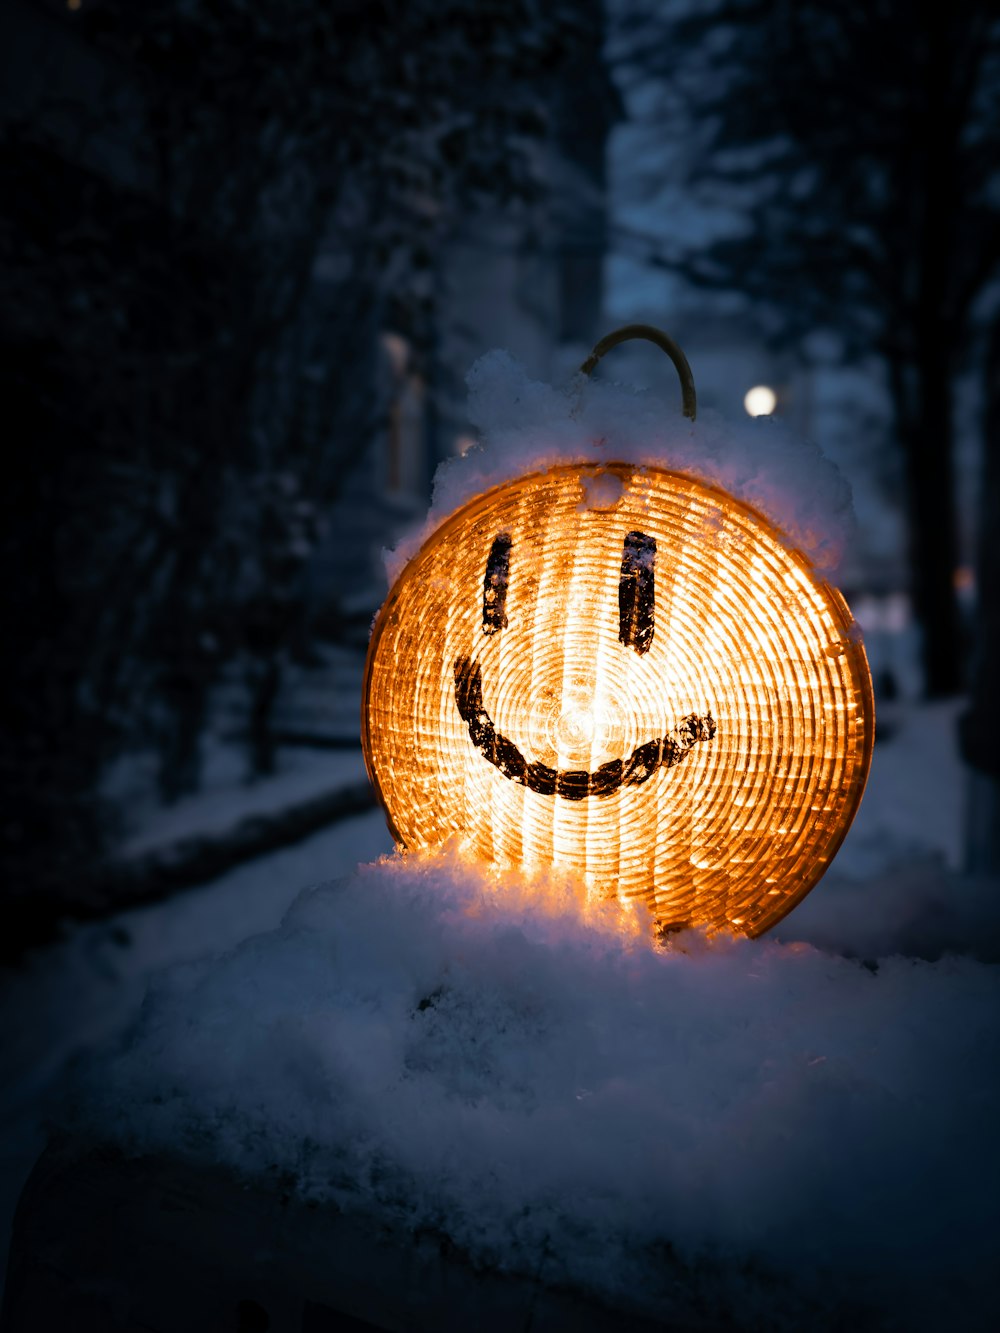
top-left (363, 463), bottom-right (873, 936)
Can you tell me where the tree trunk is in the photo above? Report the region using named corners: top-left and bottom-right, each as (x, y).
top-left (248, 655), bottom-right (282, 779)
top-left (886, 344), bottom-right (963, 698)
top-left (898, 16), bottom-right (964, 699)
top-left (900, 357), bottom-right (964, 698)
top-left (959, 318), bottom-right (1000, 874)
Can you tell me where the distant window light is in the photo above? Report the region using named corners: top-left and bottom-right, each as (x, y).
top-left (380, 331), bottom-right (409, 378)
top-left (744, 385), bottom-right (777, 417)
top-left (953, 566), bottom-right (975, 593)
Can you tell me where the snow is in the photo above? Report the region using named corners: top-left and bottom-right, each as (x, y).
top-left (103, 644), bottom-right (369, 857)
top-left (386, 350), bottom-right (855, 584)
top-left (113, 746), bottom-right (369, 859)
top-left (0, 463), bottom-right (980, 1325)
top-left (3, 394), bottom-right (988, 1325)
top-left (55, 701), bottom-right (1000, 1329)
top-left (0, 811), bottom-right (394, 1298)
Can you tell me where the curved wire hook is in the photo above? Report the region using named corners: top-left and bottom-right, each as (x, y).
top-left (579, 323), bottom-right (697, 421)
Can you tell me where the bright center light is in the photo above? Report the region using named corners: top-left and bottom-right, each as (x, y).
top-left (557, 707), bottom-right (596, 748)
top-left (744, 385), bottom-right (777, 417)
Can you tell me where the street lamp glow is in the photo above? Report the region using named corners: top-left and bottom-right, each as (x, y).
top-left (744, 385), bottom-right (777, 417)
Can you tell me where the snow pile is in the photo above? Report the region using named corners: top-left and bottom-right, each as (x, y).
top-left (387, 351), bottom-right (855, 583)
top-left (72, 849), bottom-right (1000, 1329)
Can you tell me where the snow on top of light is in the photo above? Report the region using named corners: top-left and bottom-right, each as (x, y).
top-left (385, 350), bottom-right (855, 585)
top-left (72, 849), bottom-right (1000, 1328)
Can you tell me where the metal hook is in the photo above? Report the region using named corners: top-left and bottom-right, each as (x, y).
top-left (579, 323), bottom-right (697, 421)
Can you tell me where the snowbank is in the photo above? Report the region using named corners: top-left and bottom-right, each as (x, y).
top-left (386, 351), bottom-right (855, 584)
top-left (58, 362), bottom-right (990, 1326)
top-left (72, 849), bottom-right (1000, 1329)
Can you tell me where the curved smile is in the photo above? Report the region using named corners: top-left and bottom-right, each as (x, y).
top-left (454, 656), bottom-right (716, 801)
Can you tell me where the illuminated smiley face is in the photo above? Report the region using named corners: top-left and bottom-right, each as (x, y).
top-left (363, 463), bottom-right (873, 936)
top-left (453, 529), bottom-right (717, 799)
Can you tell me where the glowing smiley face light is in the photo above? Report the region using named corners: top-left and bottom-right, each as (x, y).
top-left (362, 332), bottom-right (874, 936)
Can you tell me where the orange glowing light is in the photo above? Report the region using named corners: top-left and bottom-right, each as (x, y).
top-left (363, 461), bottom-right (873, 938)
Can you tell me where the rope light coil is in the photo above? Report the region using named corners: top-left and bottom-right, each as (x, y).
top-left (362, 460), bottom-right (873, 937)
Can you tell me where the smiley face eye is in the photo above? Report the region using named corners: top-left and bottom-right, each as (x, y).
top-left (482, 532), bottom-right (512, 634)
top-left (619, 530), bottom-right (656, 654)
top-left (483, 529), bottom-right (656, 649)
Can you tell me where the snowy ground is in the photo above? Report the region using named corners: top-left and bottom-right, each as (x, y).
top-left (102, 644), bottom-right (369, 860)
top-left (2, 697), bottom-right (995, 1325)
top-left (0, 809), bottom-right (393, 1298)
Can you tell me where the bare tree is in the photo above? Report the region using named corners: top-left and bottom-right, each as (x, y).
top-left (0, 0), bottom-right (588, 940)
top-left (613, 0), bottom-right (1000, 697)
top-left (961, 316), bottom-right (1000, 872)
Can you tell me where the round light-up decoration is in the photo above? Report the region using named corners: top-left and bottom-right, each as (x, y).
top-left (363, 459), bottom-right (873, 937)
top-left (364, 325), bottom-right (872, 936)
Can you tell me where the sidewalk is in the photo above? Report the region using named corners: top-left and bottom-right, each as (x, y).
top-left (10, 647), bottom-right (379, 952)
top-left (97, 639), bottom-right (377, 917)
top-left (101, 746), bottom-right (376, 914)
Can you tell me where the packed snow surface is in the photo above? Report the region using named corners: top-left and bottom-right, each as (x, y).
top-left (75, 846), bottom-right (1000, 1329)
top-left (386, 350), bottom-right (855, 583)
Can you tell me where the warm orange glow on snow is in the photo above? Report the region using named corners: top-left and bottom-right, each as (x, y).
top-left (362, 463), bottom-right (873, 936)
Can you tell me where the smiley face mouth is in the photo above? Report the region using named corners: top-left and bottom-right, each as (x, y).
top-left (454, 656), bottom-right (716, 801)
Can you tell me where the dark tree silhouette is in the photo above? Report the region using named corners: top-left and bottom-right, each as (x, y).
top-left (960, 315), bottom-right (1000, 872)
top-left (614, 0), bottom-right (1000, 697)
top-left (0, 0), bottom-right (587, 943)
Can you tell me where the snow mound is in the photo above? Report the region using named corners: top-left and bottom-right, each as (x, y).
top-left (72, 850), bottom-right (1000, 1330)
top-left (386, 351), bottom-right (854, 584)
